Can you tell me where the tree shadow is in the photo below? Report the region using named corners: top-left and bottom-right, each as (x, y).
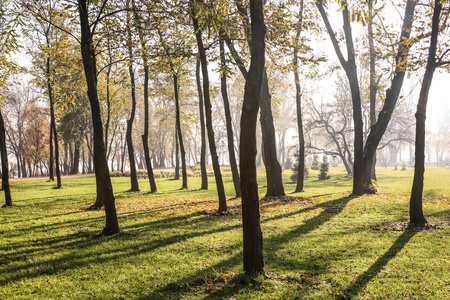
top-left (338, 228), bottom-right (418, 299)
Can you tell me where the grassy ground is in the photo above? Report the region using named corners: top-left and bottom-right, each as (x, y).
top-left (1, 166), bottom-right (449, 299)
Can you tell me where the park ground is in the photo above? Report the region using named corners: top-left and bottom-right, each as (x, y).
top-left (1, 166), bottom-right (449, 299)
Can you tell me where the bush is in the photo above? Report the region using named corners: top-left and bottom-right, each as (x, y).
top-left (290, 155), bottom-right (309, 182)
top-left (318, 156), bottom-right (330, 180)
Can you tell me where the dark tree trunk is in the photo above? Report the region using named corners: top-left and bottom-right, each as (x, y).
top-left (47, 54), bottom-right (62, 188)
top-left (410, 0), bottom-right (441, 224)
top-left (260, 72), bottom-right (285, 197)
top-left (219, 39), bottom-right (241, 198)
top-left (192, 12), bottom-right (227, 212)
top-left (78, 0), bottom-right (119, 234)
top-left (173, 74), bottom-right (187, 188)
top-left (71, 143), bottom-right (80, 174)
top-left (196, 59), bottom-right (208, 190)
top-left (133, 2), bottom-right (157, 193)
top-left (49, 118), bottom-right (54, 181)
top-left (360, 0), bottom-right (417, 194)
top-left (174, 127), bottom-right (180, 179)
top-left (0, 109), bottom-right (12, 207)
top-left (125, 8), bottom-right (139, 192)
top-left (221, 7), bottom-right (284, 197)
top-left (240, 0), bottom-right (265, 276)
top-left (293, 0), bottom-right (305, 193)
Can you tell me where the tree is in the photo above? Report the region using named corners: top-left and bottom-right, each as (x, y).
top-left (124, 1), bottom-right (139, 192)
top-left (191, 1), bottom-right (227, 211)
top-left (410, 0), bottom-right (448, 224)
top-left (78, 0), bottom-right (119, 235)
top-left (240, 0), bottom-right (265, 276)
top-left (132, 0), bottom-right (157, 193)
top-left (316, 0), bottom-right (418, 195)
top-left (219, 38), bottom-right (241, 198)
top-left (195, 58), bottom-right (208, 190)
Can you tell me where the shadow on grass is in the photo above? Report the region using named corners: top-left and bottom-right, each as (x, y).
top-left (338, 228), bottom-right (418, 299)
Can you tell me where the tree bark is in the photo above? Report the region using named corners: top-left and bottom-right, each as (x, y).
top-left (293, 0), bottom-right (305, 193)
top-left (47, 54), bottom-right (61, 188)
top-left (240, 0), bottom-right (265, 276)
top-left (192, 10), bottom-right (227, 212)
top-left (196, 59), bottom-right (208, 190)
top-left (78, 0), bottom-right (119, 234)
top-left (70, 142), bottom-right (80, 174)
top-left (410, 0), bottom-right (441, 224)
top-left (125, 7), bottom-right (139, 192)
top-left (173, 73), bottom-right (188, 188)
top-left (132, 1), bottom-right (157, 193)
top-left (219, 39), bottom-right (241, 198)
top-left (0, 109), bottom-right (12, 206)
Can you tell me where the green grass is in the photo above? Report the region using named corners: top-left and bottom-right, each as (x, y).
top-left (1, 167), bottom-right (449, 299)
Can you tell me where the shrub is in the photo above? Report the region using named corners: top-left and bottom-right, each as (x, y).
top-left (318, 156), bottom-right (330, 180)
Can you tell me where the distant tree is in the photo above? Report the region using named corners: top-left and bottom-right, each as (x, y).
top-left (318, 156), bottom-right (330, 180)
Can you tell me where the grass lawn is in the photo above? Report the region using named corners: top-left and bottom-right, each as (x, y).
top-left (1, 166), bottom-right (449, 299)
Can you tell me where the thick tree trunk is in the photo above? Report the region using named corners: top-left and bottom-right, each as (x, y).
top-left (192, 12), bottom-right (227, 212)
top-left (240, 0), bottom-right (265, 276)
top-left (125, 9), bottom-right (139, 192)
top-left (78, 0), bottom-right (119, 234)
top-left (0, 109), bottom-right (12, 206)
top-left (260, 72), bottom-right (285, 197)
top-left (173, 74), bottom-right (188, 189)
top-left (410, 0), bottom-right (441, 224)
top-left (219, 39), bottom-right (241, 198)
top-left (196, 59), bottom-right (208, 190)
top-left (360, 0), bottom-right (417, 194)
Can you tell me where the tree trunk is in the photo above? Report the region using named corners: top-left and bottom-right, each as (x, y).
top-left (196, 59), bottom-right (208, 190)
top-left (49, 116), bottom-right (54, 181)
top-left (0, 109), bottom-right (12, 207)
top-left (368, 0), bottom-right (377, 181)
top-left (125, 8), bottom-right (139, 192)
top-left (78, 0), bottom-right (119, 234)
top-left (71, 142), bottom-right (80, 174)
top-left (132, 1), bottom-right (157, 193)
top-left (240, 0), bottom-right (265, 276)
top-left (219, 39), bottom-right (241, 198)
top-left (410, 0), bottom-right (441, 224)
top-left (360, 0), bottom-right (417, 194)
top-left (293, 0), bottom-right (305, 193)
top-left (173, 74), bottom-right (187, 188)
top-left (192, 12), bottom-right (227, 212)
top-left (47, 54), bottom-right (62, 188)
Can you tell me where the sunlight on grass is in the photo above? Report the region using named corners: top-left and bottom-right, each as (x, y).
top-left (1, 167), bottom-right (449, 299)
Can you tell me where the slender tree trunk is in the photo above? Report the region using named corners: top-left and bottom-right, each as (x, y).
top-left (78, 0), bottom-right (119, 234)
top-left (219, 39), bottom-right (241, 198)
top-left (173, 74), bottom-right (187, 188)
top-left (293, 0), bottom-right (305, 193)
top-left (196, 59), bottom-right (208, 190)
top-left (410, 0), bottom-right (441, 224)
top-left (240, 0), bottom-right (265, 276)
top-left (49, 117), bottom-right (54, 181)
top-left (47, 55), bottom-right (61, 188)
top-left (192, 12), bottom-right (227, 211)
top-left (133, 1), bottom-right (157, 193)
top-left (125, 8), bottom-right (139, 192)
top-left (0, 109), bottom-right (12, 207)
